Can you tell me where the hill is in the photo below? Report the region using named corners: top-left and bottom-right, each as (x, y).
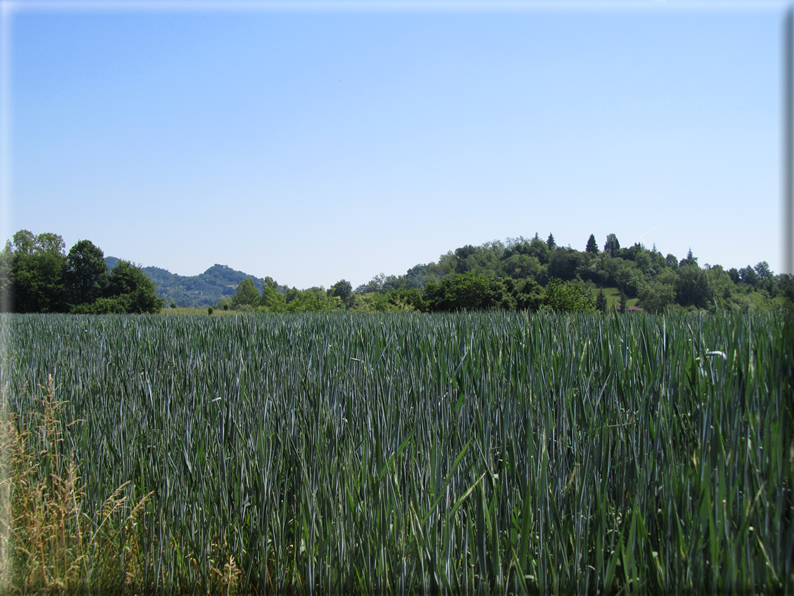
top-left (105, 259), bottom-right (268, 307)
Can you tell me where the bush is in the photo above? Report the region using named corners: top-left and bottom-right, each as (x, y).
top-left (542, 278), bottom-right (595, 313)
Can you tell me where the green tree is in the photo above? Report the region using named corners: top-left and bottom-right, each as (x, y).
top-left (739, 265), bottom-right (758, 286)
top-left (105, 260), bottom-right (163, 314)
top-left (10, 231), bottom-right (68, 313)
top-left (604, 233), bottom-right (620, 257)
top-left (754, 261), bottom-right (772, 280)
top-left (0, 241), bottom-right (12, 312)
top-left (547, 248), bottom-right (582, 282)
top-left (618, 291), bottom-right (628, 314)
top-left (595, 288), bottom-right (607, 313)
top-left (502, 277), bottom-right (544, 311)
top-left (679, 248), bottom-right (697, 268)
top-left (523, 236), bottom-right (550, 264)
top-left (638, 280), bottom-right (676, 314)
top-left (546, 234), bottom-right (556, 250)
top-left (11, 230), bottom-right (37, 255)
top-left (387, 288), bottom-right (428, 312)
top-left (328, 280), bottom-right (353, 308)
top-left (613, 260), bottom-right (643, 298)
top-left (675, 265), bottom-right (713, 309)
top-left (423, 273), bottom-right (495, 312)
top-left (586, 234), bottom-right (598, 254)
top-left (500, 254), bottom-right (541, 280)
top-left (65, 239), bottom-right (108, 309)
top-left (284, 288), bottom-right (344, 313)
top-left (259, 285), bottom-right (287, 312)
top-left (542, 279), bottom-right (595, 313)
top-left (231, 278), bottom-right (259, 308)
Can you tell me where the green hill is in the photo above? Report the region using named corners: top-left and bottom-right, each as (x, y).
top-left (105, 259), bottom-right (268, 308)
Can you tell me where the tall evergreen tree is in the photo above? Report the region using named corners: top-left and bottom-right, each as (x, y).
top-left (546, 234), bottom-right (556, 250)
top-left (618, 291), bottom-right (628, 314)
top-left (595, 288), bottom-right (607, 312)
top-left (604, 233), bottom-right (620, 257)
top-left (586, 234), bottom-right (598, 254)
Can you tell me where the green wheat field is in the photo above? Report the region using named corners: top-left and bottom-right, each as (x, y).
top-left (0, 311), bottom-right (792, 594)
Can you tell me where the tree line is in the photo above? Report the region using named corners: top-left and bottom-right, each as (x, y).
top-left (225, 232), bottom-right (794, 314)
top-left (0, 230), bottom-right (163, 314)
top-left (222, 273), bottom-right (596, 314)
top-left (3, 229), bottom-right (792, 315)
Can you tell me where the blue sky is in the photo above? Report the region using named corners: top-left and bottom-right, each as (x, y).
top-left (2, 1), bottom-right (786, 289)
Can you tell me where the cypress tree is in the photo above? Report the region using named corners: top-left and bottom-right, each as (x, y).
top-left (596, 288), bottom-right (607, 312)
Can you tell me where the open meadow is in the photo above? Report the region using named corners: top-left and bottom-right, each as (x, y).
top-left (0, 311), bottom-right (791, 594)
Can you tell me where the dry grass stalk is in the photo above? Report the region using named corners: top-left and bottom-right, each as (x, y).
top-left (1, 375), bottom-right (151, 593)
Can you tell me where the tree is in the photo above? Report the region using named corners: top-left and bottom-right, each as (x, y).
top-left (283, 288), bottom-right (344, 313)
top-left (0, 241), bottom-right (12, 312)
top-left (500, 254), bottom-right (541, 280)
top-left (542, 279), bottom-right (595, 313)
top-left (618, 291), bottom-right (628, 314)
top-left (595, 288), bottom-right (607, 313)
top-left (638, 281), bottom-right (676, 314)
top-left (388, 288), bottom-right (429, 312)
top-left (679, 248), bottom-right (697, 268)
top-left (11, 231), bottom-right (68, 313)
top-left (65, 239), bottom-right (108, 309)
top-left (739, 265), bottom-right (758, 286)
top-left (675, 265), bottom-right (713, 309)
top-left (586, 234), bottom-right (598, 254)
top-left (604, 234), bottom-right (620, 257)
top-left (328, 280), bottom-right (353, 308)
top-left (231, 278), bottom-right (259, 308)
top-left (11, 230), bottom-right (37, 255)
top-left (504, 277), bottom-right (543, 311)
top-left (753, 261), bottom-right (773, 280)
top-left (527, 236), bottom-right (550, 264)
top-left (613, 260), bottom-right (643, 298)
top-left (356, 273), bottom-right (386, 294)
top-left (546, 234), bottom-right (556, 250)
top-left (105, 260), bottom-right (163, 313)
top-left (547, 248), bottom-right (582, 281)
top-left (259, 285), bottom-right (287, 312)
top-left (423, 273), bottom-right (495, 312)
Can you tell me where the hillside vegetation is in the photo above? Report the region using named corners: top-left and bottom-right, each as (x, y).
top-left (221, 233), bottom-right (794, 315)
top-left (3, 230), bottom-right (792, 314)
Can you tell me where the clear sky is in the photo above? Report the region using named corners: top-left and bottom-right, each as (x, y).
top-left (1, 1), bottom-right (786, 289)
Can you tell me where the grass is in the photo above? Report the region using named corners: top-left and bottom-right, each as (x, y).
top-left (0, 310), bottom-right (791, 593)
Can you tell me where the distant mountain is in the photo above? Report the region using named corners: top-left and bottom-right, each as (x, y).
top-left (105, 258), bottom-right (267, 307)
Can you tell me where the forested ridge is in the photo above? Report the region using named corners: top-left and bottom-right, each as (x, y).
top-left (215, 232), bottom-right (794, 314)
top-left (2, 230), bottom-right (792, 314)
